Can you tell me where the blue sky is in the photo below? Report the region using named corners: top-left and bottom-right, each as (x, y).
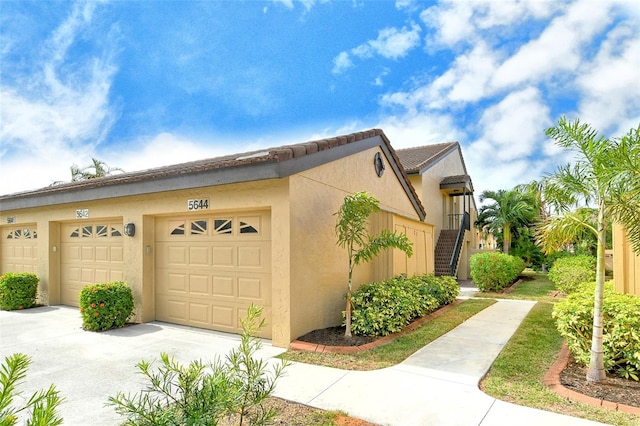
top-left (1, 0), bottom-right (639, 198)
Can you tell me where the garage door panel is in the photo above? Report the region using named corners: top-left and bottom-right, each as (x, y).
top-left (189, 275), bottom-right (210, 295)
top-left (111, 247), bottom-right (123, 262)
top-left (95, 246), bottom-right (109, 261)
top-left (167, 245), bottom-right (187, 265)
top-left (212, 305), bottom-right (235, 329)
top-left (166, 273), bottom-right (187, 293)
top-left (189, 303), bottom-right (210, 324)
top-left (95, 269), bottom-right (109, 283)
top-left (238, 277), bottom-right (262, 300)
top-left (212, 276), bottom-right (234, 297)
top-left (155, 212), bottom-right (271, 337)
top-left (212, 247), bottom-right (234, 267)
top-left (189, 246), bottom-right (210, 266)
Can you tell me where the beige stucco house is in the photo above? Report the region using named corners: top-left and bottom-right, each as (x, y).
top-left (0, 129), bottom-right (476, 347)
top-left (613, 222), bottom-right (640, 297)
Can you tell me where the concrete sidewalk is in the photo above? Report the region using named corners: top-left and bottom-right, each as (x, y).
top-left (1, 301), bottom-right (609, 425)
top-left (273, 299), bottom-right (607, 426)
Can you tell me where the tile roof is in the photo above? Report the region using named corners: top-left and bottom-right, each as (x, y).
top-left (395, 142), bottom-right (459, 174)
top-left (1, 128), bottom-right (426, 220)
top-left (440, 174), bottom-right (471, 185)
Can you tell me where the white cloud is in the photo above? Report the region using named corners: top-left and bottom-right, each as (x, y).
top-left (0, 1), bottom-right (118, 195)
top-left (378, 113), bottom-right (463, 149)
top-left (332, 51), bottom-right (353, 74)
top-left (106, 133), bottom-right (235, 174)
top-left (332, 23), bottom-right (421, 74)
top-left (575, 23), bottom-right (640, 135)
top-left (474, 87), bottom-right (551, 161)
top-left (491, 0), bottom-right (613, 91)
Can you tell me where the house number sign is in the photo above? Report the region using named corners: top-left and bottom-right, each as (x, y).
top-left (75, 209), bottom-right (89, 219)
top-left (187, 198), bottom-right (210, 211)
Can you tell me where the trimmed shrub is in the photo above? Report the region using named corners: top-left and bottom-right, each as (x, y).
top-left (79, 282), bottom-right (134, 331)
top-left (469, 252), bottom-right (525, 292)
top-left (349, 274), bottom-right (459, 336)
top-left (547, 254), bottom-right (596, 294)
top-left (553, 282), bottom-right (640, 380)
top-left (0, 273), bottom-right (39, 310)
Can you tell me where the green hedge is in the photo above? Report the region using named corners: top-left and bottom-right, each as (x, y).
top-left (553, 282), bottom-right (640, 380)
top-left (547, 254), bottom-right (596, 294)
top-left (79, 282), bottom-right (134, 331)
top-left (469, 252), bottom-right (525, 292)
top-left (0, 273), bottom-right (39, 310)
top-left (349, 274), bottom-right (459, 336)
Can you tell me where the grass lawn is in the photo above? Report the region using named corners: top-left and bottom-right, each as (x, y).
top-left (280, 298), bottom-right (495, 370)
top-left (480, 274), bottom-right (640, 426)
top-left (476, 269), bottom-right (558, 302)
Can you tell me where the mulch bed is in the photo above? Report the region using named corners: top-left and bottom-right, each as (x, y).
top-left (296, 326), bottom-right (378, 347)
top-left (560, 355), bottom-right (640, 409)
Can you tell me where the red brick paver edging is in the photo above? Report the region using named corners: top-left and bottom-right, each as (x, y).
top-left (544, 343), bottom-right (640, 415)
top-left (289, 300), bottom-right (462, 354)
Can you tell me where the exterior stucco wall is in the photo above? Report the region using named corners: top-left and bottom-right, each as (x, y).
top-left (613, 223), bottom-right (640, 297)
top-left (287, 146), bottom-right (424, 340)
top-left (0, 179), bottom-right (295, 346)
top-left (418, 151), bottom-right (466, 237)
top-left (416, 150), bottom-right (477, 279)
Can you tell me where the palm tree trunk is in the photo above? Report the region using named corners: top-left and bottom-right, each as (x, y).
top-left (586, 201), bottom-right (606, 382)
top-left (503, 225), bottom-right (511, 254)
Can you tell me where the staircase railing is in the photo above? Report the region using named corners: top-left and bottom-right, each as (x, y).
top-left (449, 211), bottom-right (470, 276)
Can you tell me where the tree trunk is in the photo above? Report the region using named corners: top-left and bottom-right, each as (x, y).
top-left (586, 202), bottom-right (606, 383)
top-left (345, 260), bottom-right (353, 338)
top-left (344, 287), bottom-right (352, 338)
top-left (503, 224), bottom-right (511, 254)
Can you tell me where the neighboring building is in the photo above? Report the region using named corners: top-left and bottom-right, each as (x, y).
top-left (1, 129), bottom-right (444, 347)
top-left (396, 143), bottom-right (478, 279)
top-left (613, 222), bottom-right (640, 297)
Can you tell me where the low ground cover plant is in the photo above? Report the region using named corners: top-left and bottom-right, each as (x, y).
top-left (0, 273), bottom-right (39, 310)
top-left (349, 274), bottom-right (458, 336)
top-left (553, 282), bottom-right (640, 380)
top-left (469, 252), bottom-right (525, 292)
top-left (79, 281), bottom-right (134, 331)
top-left (0, 353), bottom-right (63, 425)
top-left (547, 254), bottom-right (596, 294)
top-left (109, 305), bottom-right (288, 425)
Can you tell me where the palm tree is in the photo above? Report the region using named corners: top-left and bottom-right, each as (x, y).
top-left (608, 124), bottom-right (640, 253)
top-left (71, 158), bottom-right (123, 181)
top-left (335, 191), bottom-right (413, 338)
top-left (475, 189), bottom-right (536, 254)
top-left (539, 117), bottom-right (639, 383)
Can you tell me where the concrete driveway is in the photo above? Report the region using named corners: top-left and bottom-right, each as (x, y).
top-left (1, 306), bottom-right (285, 425)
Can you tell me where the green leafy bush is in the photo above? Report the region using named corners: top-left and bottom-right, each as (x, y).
top-left (0, 273), bottom-right (39, 310)
top-left (547, 254), bottom-right (596, 294)
top-left (79, 282), bottom-right (134, 331)
top-left (0, 353), bottom-right (63, 425)
top-left (349, 274), bottom-right (459, 336)
top-left (469, 252), bottom-right (525, 292)
top-left (109, 305), bottom-right (288, 425)
top-left (553, 282), bottom-right (640, 381)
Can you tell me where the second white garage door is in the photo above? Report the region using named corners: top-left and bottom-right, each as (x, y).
top-left (155, 211), bottom-right (272, 337)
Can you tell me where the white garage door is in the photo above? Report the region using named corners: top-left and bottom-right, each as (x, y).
top-left (155, 211), bottom-right (271, 337)
top-left (1, 225), bottom-right (38, 274)
top-left (60, 221), bottom-right (124, 306)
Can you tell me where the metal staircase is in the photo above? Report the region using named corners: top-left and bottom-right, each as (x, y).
top-left (434, 212), bottom-right (470, 277)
